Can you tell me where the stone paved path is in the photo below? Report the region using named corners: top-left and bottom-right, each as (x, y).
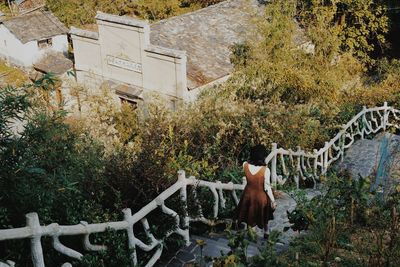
top-left (158, 133), bottom-right (400, 267)
top-left (158, 189), bottom-right (321, 267)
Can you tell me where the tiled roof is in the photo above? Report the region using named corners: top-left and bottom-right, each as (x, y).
top-left (33, 52), bottom-right (73, 75)
top-left (70, 27), bottom-right (99, 40)
top-left (2, 11), bottom-right (68, 44)
top-left (150, 0), bottom-right (264, 89)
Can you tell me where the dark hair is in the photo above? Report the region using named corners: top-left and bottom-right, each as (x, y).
top-left (248, 144), bottom-right (267, 166)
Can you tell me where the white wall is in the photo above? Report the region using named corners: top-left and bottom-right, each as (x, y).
top-left (97, 20), bottom-right (146, 89)
top-left (0, 25), bottom-right (36, 66)
top-left (142, 50), bottom-right (186, 98)
top-left (52, 35), bottom-right (68, 54)
top-left (71, 13), bottom-right (188, 102)
top-left (73, 36), bottom-right (103, 75)
top-left (0, 24), bottom-right (68, 67)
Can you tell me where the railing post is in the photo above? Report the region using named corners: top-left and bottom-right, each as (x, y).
top-left (360, 109), bottom-right (365, 140)
top-left (340, 124), bottom-right (347, 162)
top-left (26, 213), bottom-right (45, 267)
top-left (324, 142), bottom-right (329, 173)
top-left (340, 134), bottom-right (345, 162)
top-left (270, 143), bottom-right (278, 187)
top-left (313, 149), bottom-right (318, 179)
top-left (178, 170), bottom-right (190, 246)
top-left (383, 102), bottom-right (388, 131)
top-left (123, 209), bottom-right (137, 266)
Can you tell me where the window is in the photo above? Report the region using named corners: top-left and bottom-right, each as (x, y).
top-left (38, 38), bottom-right (52, 49)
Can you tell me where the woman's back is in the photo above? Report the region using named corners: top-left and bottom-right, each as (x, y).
top-left (243, 163), bottom-right (265, 191)
top-left (236, 162), bottom-right (273, 229)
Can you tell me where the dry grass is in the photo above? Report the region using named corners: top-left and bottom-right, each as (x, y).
top-left (0, 1), bottom-right (10, 15)
top-left (0, 60), bottom-right (29, 87)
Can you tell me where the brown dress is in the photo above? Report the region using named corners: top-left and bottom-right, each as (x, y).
top-left (236, 163), bottom-right (274, 229)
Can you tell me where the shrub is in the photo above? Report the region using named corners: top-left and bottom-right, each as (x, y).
top-left (45, 0), bottom-right (220, 26)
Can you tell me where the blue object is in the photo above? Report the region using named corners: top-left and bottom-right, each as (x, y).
top-left (14, 0), bottom-right (26, 5)
top-left (371, 134), bottom-right (392, 199)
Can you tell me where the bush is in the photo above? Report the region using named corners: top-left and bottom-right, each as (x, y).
top-left (281, 172), bottom-right (400, 267)
top-left (2, 0), bottom-right (400, 265)
top-left (210, 172), bottom-right (400, 267)
top-left (77, 230), bottom-right (134, 267)
top-left (45, 0), bottom-right (223, 26)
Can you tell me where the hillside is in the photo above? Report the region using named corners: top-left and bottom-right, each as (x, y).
top-left (45, 0), bottom-right (223, 27)
top-left (0, 0), bottom-right (400, 266)
top-left (0, 60), bottom-right (29, 87)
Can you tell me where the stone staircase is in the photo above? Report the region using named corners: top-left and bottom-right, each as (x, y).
top-left (156, 234), bottom-right (261, 267)
top-left (158, 189), bottom-right (321, 267)
top-left (157, 130), bottom-right (400, 267)
top-left (155, 133), bottom-right (400, 267)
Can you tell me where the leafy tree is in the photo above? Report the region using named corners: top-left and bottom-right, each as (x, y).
top-left (298, 0), bottom-right (389, 65)
top-left (45, 0), bottom-right (222, 26)
top-left (0, 81), bottom-right (122, 265)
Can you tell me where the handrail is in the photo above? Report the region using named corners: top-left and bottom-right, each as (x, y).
top-left (266, 102), bottom-right (400, 188)
top-left (0, 171), bottom-right (247, 267)
top-left (1, 103), bottom-right (399, 267)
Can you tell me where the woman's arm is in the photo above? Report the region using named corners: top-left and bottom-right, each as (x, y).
top-left (264, 168), bottom-right (276, 206)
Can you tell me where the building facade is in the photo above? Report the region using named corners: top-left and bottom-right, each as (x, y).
top-left (70, 12), bottom-right (188, 105)
top-left (71, 0), bottom-right (266, 104)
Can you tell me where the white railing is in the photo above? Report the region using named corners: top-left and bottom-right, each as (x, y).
top-left (0, 171), bottom-right (246, 267)
top-left (266, 103), bottom-right (400, 188)
top-left (1, 103), bottom-right (399, 267)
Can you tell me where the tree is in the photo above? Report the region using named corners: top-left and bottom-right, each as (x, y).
top-left (45, 0), bottom-right (221, 27)
top-left (298, 0), bottom-right (389, 66)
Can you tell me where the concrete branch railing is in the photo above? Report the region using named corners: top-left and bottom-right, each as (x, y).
top-left (1, 103), bottom-right (399, 267)
top-left (0, 172), bottom-right (246, 267)
top-left (266, 102), bottom-right (400, 188)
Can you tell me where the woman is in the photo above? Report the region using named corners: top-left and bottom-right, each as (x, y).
top-left (236, 144), bottom-right (277, 238)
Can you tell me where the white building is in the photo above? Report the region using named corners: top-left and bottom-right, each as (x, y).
top-left (70, 0), bottom-right (311, 106)
top-left (70, 0), bottom-right (265, 104)
top-left (0, 11), bottom-right (68, 68)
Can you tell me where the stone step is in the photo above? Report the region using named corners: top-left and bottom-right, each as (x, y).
top-left (160, 189), bottom-right (321, 266)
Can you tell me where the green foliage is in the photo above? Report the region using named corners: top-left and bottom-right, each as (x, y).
top-left (77, 230), bottom-right (134, 267)
top-left (1, 110), bottom-right (109, 224)
top-left (280, 172), bottom-right (400, 267)
top-left (211, 226), bottom-right (257, 266)
top-left (182, 0), bottom-right (221, 8)
top-left (210, 228), bottom-right (287, 267)
top-left (0, 82), bottom-right (126, 265)
top-left (298, 0), bottom-right (389, 65)
top-left (230, 42), bottom-right (252, 67)
top-left (370, 57), bottom-right (400, 82)
top-left (251, 231), bottom-right (287, 267)
top-left (210, 172), bottom-right (399, 267)
top-left (45, 0), bottom-right (223, 27)
top-left (216, 0), bottom-right (400, 151)
top-left (0, 86), bottom-right (30, 144)
top-left (284, 192), bottom-right (310, 233)
top-left (2, 0), bottom-right (400, 265)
